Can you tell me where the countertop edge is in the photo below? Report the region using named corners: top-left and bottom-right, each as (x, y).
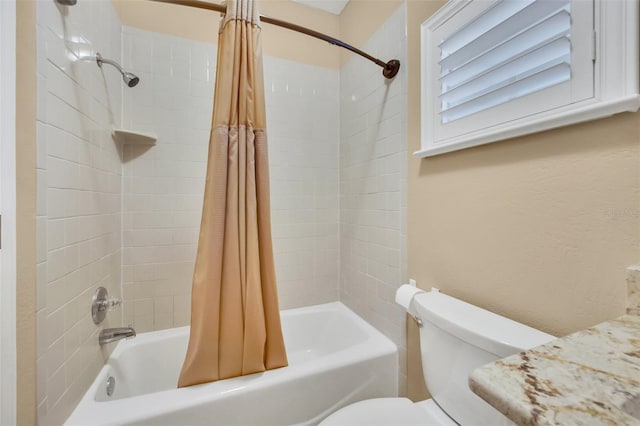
top-left (468, 315), bottom-right (640, 426)
top-left (469, 365), bottom-right (537, 426)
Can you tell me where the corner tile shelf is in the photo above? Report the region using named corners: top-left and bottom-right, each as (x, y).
top-left (112, 128), bottom-right (157, 145)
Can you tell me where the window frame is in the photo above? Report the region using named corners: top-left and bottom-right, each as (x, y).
top-left (415, 0), bottom-right (640, 158)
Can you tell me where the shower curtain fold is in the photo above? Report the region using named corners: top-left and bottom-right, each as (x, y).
top-left (177, 0), bottom-right (288, 388)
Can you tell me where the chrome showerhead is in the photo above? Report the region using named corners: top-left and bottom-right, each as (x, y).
top-left (123, 72), bottom-right (140, 88)
top-left (93, 53), bottom-right (140, 88)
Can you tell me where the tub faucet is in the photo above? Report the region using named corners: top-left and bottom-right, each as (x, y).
top-left (99, 326), bottom-right (136, 345)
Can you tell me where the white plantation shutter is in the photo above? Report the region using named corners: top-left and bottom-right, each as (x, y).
top-left (420, 0), bottom-right (595, 153)
top-left (416, 0), bottom-right (640, 158)
top-left (439, 0), bottom-right (572, 123)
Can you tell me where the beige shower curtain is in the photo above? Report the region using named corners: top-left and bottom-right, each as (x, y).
top-left (178, 0), bottom-right (288, 388)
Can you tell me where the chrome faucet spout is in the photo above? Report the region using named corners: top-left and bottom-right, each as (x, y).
top-left (99, 327), bottom-right (136, 345)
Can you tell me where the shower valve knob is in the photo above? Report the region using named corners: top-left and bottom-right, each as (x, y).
top-left (98, 298), bottom-right (122, 312)
top-left (92, 287), bottom-right (122, 325)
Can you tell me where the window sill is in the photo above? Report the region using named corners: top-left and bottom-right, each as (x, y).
top-left (414, 94), bottom-right (640, 158)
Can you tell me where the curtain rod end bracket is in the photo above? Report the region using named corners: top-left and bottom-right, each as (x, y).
top-left (383, 60), bottom-right (400, 79)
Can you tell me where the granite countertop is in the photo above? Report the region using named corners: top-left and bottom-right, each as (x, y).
top-left (469, 315), bottom-right (640, 425)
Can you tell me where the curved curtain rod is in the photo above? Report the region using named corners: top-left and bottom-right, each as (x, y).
top-left (149, 0), bottom-right (401, 79)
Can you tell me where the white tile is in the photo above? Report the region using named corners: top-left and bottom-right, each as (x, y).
top-left (46, 219), bottom-right (65, 252)
top-left (126, 33), bottom-right (153, 73)
top-left (46, 93), bottom-right (89, 142)
top-left (36, 217), bottom-right (48, 264)
top-left (339, 3), bottom-right (407, 387)
top-left (36, 75), bottom-right (48, 123)
top-left (36, 121), bottom-right (48, 169)
top-left (46, 61), bottom-right (91, 114)
top-left (37, 0), bottom-right (124, 422)
top-left (46, 307), bottom-right (66, 349)
top-left (46, 337), bottom-right (65, 380)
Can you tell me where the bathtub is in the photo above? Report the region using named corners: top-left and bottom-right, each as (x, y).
top-left (65, 302), bottom-right (398, 425)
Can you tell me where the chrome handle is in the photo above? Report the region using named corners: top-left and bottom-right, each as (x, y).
top-left (97, 298), bottom-right (122, 312)
top-left (92, 287), bottom-right (121, 325)
top-left (411, 315), bottom-right (423, 328)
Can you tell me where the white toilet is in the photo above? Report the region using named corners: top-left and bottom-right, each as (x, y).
top-left (321, 289), bottom-right (555, 425)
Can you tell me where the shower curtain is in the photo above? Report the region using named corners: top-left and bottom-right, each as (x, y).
top-left (178, 0), bottom-right (288, 388)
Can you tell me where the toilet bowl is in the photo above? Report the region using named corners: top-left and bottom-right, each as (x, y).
top-left (322, 398), bottom-right (456, 426)
top-left (321, 289), bottom-right (555, 426)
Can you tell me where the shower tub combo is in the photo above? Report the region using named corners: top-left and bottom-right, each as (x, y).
top-left (65, 302), bottom-right (398, 425)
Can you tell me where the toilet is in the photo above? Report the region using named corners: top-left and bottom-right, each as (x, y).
top-left (321, 289), bottom-right (555, 425)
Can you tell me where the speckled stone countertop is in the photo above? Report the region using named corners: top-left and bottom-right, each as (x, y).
top-left (469, 315), bottom-right (640, 425)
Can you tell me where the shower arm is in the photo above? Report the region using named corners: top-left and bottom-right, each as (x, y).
top-left (79, 52), bottom-right (140, 87)
top-left (95, 53), bottom-right (125, 74)
top-left (148, 0), bottom-right (401, 79)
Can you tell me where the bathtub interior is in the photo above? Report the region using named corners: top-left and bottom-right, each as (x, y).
top-left (281, 306), bottom-right (370, 362)
top-left (95, 329), bottom-right (189, 402)
top-left (96, 304), bottom-right (376, 402)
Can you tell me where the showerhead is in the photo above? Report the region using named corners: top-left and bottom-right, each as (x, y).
top-left (123, 72), bottom-right (140, 87)
top-left (93, 53), bottom-right (140, 88)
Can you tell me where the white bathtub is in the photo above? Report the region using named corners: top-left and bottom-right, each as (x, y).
top-left (65, 302), bottom-right (398, 426)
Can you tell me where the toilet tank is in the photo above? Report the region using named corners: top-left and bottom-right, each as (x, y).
top-left (412, 290), bottom-right (555, 426)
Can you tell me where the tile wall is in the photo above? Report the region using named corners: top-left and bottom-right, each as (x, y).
top-left (265, 56), bottom-right (341, 309)
top-left (121, 28), bottom-right (341, 332)
top-left (34, 4), bottom-right (406, 423)
top-left (339, 4), bottom-right (408, 394)
top-left (35, 1), bottom-right (123, 424)
top-left (120, 27), bottom-right (214, 331)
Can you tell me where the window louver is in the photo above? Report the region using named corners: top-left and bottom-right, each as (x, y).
top-left (439, 0), bottom-right (571, 124)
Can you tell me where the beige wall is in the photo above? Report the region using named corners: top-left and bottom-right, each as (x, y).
top-left (16, 0), bottom-right (37, 424)
top-left (112, 0), bottom-right (341, 69)
top-left (338, 0), bottom-right (402, 66)
top-left (406, 0), bottom-right (640, 401)
top-left (112, 0), bottom-right (406, 70)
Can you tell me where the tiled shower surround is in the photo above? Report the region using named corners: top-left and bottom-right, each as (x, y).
top-left (120, 28), bottom-right (215, 331)
top-left (121, 27), bottom-right (341, 331)
top-left (35, 2), bottom-right (405, 424)
top-left (35, 1), bottom-right (123, 424)
top-left (340, 4), bottom-right (408, 394)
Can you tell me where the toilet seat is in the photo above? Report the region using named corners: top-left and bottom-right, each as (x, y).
top-left (320, 398), bottom-right (458, 426)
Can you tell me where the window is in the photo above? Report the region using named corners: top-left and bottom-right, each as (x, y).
top-left (416, 0), bottom-right (640, 158)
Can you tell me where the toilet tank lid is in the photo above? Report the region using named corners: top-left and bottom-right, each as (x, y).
top-left (412, 291), bottom-right (556, 357)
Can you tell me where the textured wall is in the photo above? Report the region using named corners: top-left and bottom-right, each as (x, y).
top-left (35, 0), bottom-right (124, 424)
top-left (338, 0), bottom-right (403, 66)
top-left (339, 4), bottom-right (408, 395)
top-left (406, 0), bottom-right (640, 401)
top-left (16, 1), bottom-right (37, 424)
top-left (112, 0), bottom-right (341, 70)
top-left (121, 27), bottom-right (340, 332)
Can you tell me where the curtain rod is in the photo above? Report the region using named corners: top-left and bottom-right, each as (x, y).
top-left (149, 0), bottom-right (401, 79)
